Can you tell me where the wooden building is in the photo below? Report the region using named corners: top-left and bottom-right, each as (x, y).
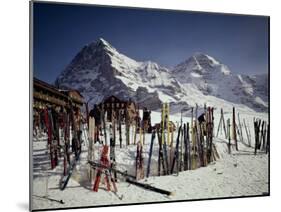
top-left (93, 95), bottom-right (139, 123)
top-left (102, 95), bottom-right (127, 114)
top-left (33, 77), bottom-right (85, 134)
top-left (60, 90), bottom-right (84, 109)
top-left (33, 77), bottom-right (84, 110)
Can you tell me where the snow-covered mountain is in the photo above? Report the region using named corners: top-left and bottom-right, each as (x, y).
top-left (173, 53), bottom-right (268, 112)
top-left (55, 38), bottom-right (182, 110)
top-left (55, 38), bottom-right (268, 113)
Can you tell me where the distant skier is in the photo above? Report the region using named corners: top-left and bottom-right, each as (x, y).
top-left (197, 112), bottom-right (207, 136)
top-left (198, 113), bottom-right (205, 124)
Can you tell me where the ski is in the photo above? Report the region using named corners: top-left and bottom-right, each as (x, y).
top-left (191, 107), bottom-right (197, 169)
top-left (119, 110), bottom-right (122, 148)
top-left (101, 104), bottom-right (107, 145)
top-left (136, 141), bottom-right (144, 180)
top-left (254, 119), bottom-right (261, 155)
top-left (126, 178), bottom-right (173, 196)
top-left (109, 121), bottom-right (117, 181)
top-left (44, 108), bottom-right (55, 169)
top-left (237, 113), bottom-right (244, 144)
top-left (262, 123), bottom-right (267, 151)
top-left (170, 125), bottom-right (182, 174)
top-left (62, 111), bottom-right (70, 176)
top-left (146, 130), bottom-right (156, 178)
top-left (186, 122), bottom-right (191, 170)
top-left (266, 123), bottom-right (270, 154)
top-left (157, 128), bottom-right (166, 176)
top-left (259, 121), bottom-right (265, 150)
top-left (49, 108), bottom-right (59, 166)
top-left (179, 123), bottom-right (184, 171)
top-left (125, 108), bottom-right (130, 146)
top-left (33, 195), bottom-right (65, 204)
top-left (133, 117), bottom-right (137, 145)
top-left (162, 133), bottom-right (169, 175)
top-left (206, 107), bottom-right (214, 163)
top-left (243, 118), bottom-right (251, 147)
top-left (161, 103), bottom-right (170, 175)
top-left (59, 150), bottom-right (81, 190)
top-left (227, 118), bottom-right (231, 154)
top-left (88, 160), bottom-right (136, 179)
top-left (88, 116), bottom-right (95, 183)
top-left (194, 105), bottom-right (202, 167)
top-left (183, 123), bottom-right (188, 171)
top-left (93, 145), bottom-right (111, 192)
top-left (232, 107), bottom-right (238, 151)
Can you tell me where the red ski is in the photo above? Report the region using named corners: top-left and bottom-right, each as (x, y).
top-left (93, 145), bottom-right (117, 192)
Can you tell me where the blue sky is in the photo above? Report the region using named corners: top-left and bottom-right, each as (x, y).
top-left (33, 2), bottom-right (269, 83)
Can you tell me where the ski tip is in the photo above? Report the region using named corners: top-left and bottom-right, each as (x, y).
top-left (169, 192), bottom-right (175, 196)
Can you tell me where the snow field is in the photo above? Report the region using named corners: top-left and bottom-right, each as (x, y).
top-left (32, 109), bottom-right (268, 210)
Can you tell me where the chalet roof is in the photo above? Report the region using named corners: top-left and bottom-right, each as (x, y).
top-left (33, 77), bottom-right (84, 105)
top-left (102, 95), bottom-right (125, 103)
top-left (59, 89), bottom-right (84, 98)
top-left (34, 77), bottom-right (67, 99)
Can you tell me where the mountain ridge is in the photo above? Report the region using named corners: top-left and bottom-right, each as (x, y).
top-left (55, 38), bottom-right (268, 113)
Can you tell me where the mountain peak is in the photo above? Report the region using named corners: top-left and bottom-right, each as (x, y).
top-left (192, 52), bottom-right (220, 66)
top-left (193, 52), bottom-right (207, 57)
top-left (173, 53), bottom-right (231, 76)
top-left (84, 38), bottom-right (117, 54)
top-left (96, 37), bottom-right (111, 47)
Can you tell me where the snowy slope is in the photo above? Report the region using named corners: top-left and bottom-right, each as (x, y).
top-left (55, 38), bottom-right (268, 113)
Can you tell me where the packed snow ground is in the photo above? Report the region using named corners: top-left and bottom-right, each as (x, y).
top-left (32, 109), bottom-right (269, 210)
